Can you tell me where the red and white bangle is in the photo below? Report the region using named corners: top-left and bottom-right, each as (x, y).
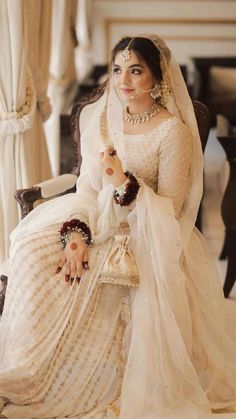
top-left (113, 172), bottom-right (140, 207)
top-left (59, 219), bottom-right (93, 248)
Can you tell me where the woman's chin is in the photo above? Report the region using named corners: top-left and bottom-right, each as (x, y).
top-left (118, 94), bottom-right (138, 107)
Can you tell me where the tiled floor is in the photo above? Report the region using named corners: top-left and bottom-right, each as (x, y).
top-left (202, 128), bottom-right (236, 298)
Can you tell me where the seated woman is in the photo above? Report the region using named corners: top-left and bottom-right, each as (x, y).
top-left (1, 34), bottom-right (236, 419)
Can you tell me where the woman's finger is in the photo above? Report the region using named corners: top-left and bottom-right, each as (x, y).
top-left (82, 249), bottom-right (89, 270)
top-left (56, 252), bottom-right (66, 274)
top-left (82, 261), bottom-right (89, 270)
top-left (76, 259), bottom-right (83, 282)
top-left (70, 260), bottom-right (77, 285)
top-left (109, 149), bottom-right (117, 156)
top-left (65, 262), bottom-right (71, 283)
top-left (103, 146), bottom-right (114, 159)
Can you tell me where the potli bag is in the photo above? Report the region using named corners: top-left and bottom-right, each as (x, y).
top-left (100, 235), bottom-right (139, 288)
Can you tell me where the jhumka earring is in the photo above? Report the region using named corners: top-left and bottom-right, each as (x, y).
top-left (150, 82), bottom-right (161, 100)
top-left (142, 81), bottom-right (161, 100)
top-left (120, 38), bottom-right (134, 62)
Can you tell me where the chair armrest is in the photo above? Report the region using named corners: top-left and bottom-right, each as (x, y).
top-left (15, 174), bottom-right (78, 219)
top-left (36, 174), bottom-right (78, 198)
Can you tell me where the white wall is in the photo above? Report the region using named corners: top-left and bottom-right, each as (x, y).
top-left (91, 0), bottom-right (236, 67)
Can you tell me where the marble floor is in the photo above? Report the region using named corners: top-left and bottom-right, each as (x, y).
top-left (202, 128), bottom-right (236, 298)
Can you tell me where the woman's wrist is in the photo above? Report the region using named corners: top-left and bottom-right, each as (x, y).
top-left (113, 172), bottom-right (140, 207)
top-left (67, 231), bottom-right (85, 244)
top-left (112, 172), bottom-right (127, 188)
top-left (59, 219), bottom-right (93, 248)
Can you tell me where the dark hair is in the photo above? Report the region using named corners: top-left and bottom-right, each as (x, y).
top-left (111, 36), bottom-right (163, 82)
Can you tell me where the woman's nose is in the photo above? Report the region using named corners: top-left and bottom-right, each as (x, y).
top-left (121, 71), bottom-right (131, 85)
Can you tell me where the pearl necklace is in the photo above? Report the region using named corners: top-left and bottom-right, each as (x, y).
top-left (123, 103), bottom-right (160, 125)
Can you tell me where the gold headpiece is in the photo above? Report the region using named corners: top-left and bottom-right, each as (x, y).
top-left (120, 38), bottom-right (134, 62)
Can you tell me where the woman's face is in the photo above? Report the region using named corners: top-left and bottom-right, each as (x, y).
top-left (112, 49), bottom-right (155, 106)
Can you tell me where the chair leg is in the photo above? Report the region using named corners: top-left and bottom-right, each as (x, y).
top-left (223, 231), bottom-right (236, 298)
top-left (0, 275), bottom-right (8, 316)
top-left (219, 234), bottom-right (227, 260)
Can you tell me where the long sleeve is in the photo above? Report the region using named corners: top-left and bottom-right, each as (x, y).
top-left (157, 121), bottom-right (192, 218)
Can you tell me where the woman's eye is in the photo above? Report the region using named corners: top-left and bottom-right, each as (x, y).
top-left (131, 68), bottom-right (141, 75)
top-left (113, 67), bottom-right (121, 74)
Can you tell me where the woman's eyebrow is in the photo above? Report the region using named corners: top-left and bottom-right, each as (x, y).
top-left (128, 64), bottom-right (144, 68)
top-left (113, 63), bottom-right (144, 68)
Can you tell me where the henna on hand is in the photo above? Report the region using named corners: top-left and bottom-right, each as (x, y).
top-left (65, 275), bottom-right (70, 283)
top-left (109, 149), bottom-right (117, 156)
top-left (82, 261), bottom-right (89, 270)
top-left (106, 167), bottom-right (114, 176)
top-left (70, 242), bottom-right (78, 250)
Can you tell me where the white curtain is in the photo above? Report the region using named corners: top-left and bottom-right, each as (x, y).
top-left (0, 0), bottom-right (52, 267)
top-left (24, 0), bottom-right (53, 181)
top-left (44, 0), bottom-right (78, 177)
top-left (75, 0), bottom-right (93, 82)
top-left (26, 0), bottom-right (52, 124)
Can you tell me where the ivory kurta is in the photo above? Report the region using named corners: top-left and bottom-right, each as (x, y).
top-left (1, 117), bottom-right (236, 418)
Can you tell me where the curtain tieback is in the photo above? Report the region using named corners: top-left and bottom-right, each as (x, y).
top-left (0, 68), bottom-right (36, 135)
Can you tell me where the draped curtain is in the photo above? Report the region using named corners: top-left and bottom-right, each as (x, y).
top-left (0, 0), bottom-right (52, 267)
top-left (75, 0), bottom-right (93, 82)
top-left (25, 0), bottom-right (52, 184)
top-left (44, 0), bottom-right (77, 177)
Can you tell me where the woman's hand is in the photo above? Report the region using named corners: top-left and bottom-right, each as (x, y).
top-left (56, 232), bottom-right (89, 285)
top-left (99, 146), bottom-right (126, 187)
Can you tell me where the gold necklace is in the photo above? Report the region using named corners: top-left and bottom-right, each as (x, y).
top-left (123, 102), bottom-right (160, 125)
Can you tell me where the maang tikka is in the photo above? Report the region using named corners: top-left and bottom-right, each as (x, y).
top-left (120, 38), bottom-right (134, 62)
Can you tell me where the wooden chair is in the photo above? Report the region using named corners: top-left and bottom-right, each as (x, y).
top-left (216, 114), bottom-right (236, 298)
top-left (191, 56), bottom-right (236, 126)
top-left (194, 101), bottom-right (211, 231)
top-left (0, 86), bottom-right (210, 315)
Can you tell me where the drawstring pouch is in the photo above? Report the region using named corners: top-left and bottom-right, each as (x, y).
top-left (100, 235), bottom-right (139, 288)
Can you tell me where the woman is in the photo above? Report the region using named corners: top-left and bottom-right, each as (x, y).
top-left (1, 35), bottom-right (236, 419)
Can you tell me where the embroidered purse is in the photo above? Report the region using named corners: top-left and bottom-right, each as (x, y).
top-left (100, 235), bottom-right (139, 288)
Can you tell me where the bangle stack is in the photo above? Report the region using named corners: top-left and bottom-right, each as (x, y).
top-left (59, 219), bottom-right (93, 248)
top-left (113, 171), bottom-right (140, 207)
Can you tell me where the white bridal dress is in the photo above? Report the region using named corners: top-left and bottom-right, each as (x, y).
top-left (1, 110), bottom-right (236, 419)
top-left (1, 31), bottom-right (236, 418)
